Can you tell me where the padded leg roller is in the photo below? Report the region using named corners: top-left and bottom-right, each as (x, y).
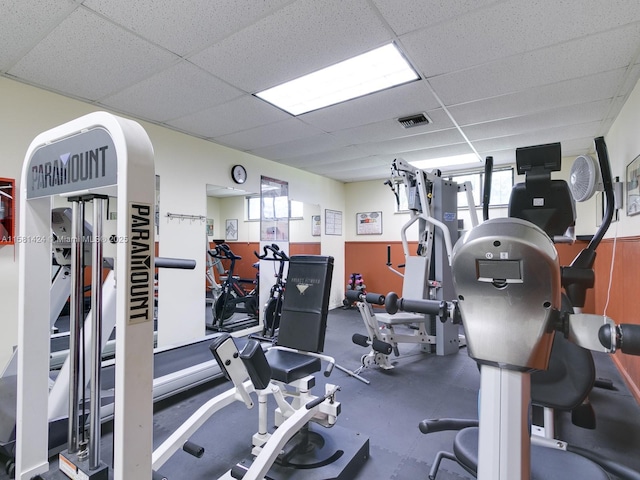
top-left (352, 333), bottom-right (369, 348)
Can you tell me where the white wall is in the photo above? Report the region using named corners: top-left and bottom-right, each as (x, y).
top-left (605, 77), bottom-right (640, 238)
top-left (0, 77), bottom-right (347, 368)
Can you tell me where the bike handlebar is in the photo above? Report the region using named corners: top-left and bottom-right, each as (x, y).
top-left (254, 243), bottom-right (289, 261)
top-left (208, 243), bottom-right (242, 261)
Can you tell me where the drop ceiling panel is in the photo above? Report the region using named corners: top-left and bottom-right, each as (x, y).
top-left (7, 7), bottom-right (177, 101)
top-left (84, 0), bottom-right (293, 56)
top-left (189, 0), bottom-right (393, 92)
top-left (99, 61), bottom-right (244, 122)
top-left (462, 100), bottom-right (613, 142)
top-left (371, 0), bottom-right (500, 36)
top-left (472, 121), bottom-right (602, 155)
top-left (0, 0), bottom-right (78, 71)
top-left (3, 1), bottom-right (640, 183)
top-left (277, 145), bottom-right (370, 168)
top-left (167, 95), bottom-right (291, 139)
top-left (402, 0), bottom-right (640, 77)
top-left (323, 165), bottom-right (392, 183)
top-left (327, 108), bottom-right (453, 145)
top-left (214, 118), bottom-right (327, 151)
top-left (299, 80), bottom-right (441, 132)
top-left (358, 127), bottom-right (467, 156)
top-left (248, 131), bottom-right (347, 160)
top-left (306, 155), bottom-right (392, 175)
top-left (448, 69), bottom-right (626, 126)
top-left (398, 143), bottom-right (477, 165)
top-left (429, 22), bottom-right (640, 105)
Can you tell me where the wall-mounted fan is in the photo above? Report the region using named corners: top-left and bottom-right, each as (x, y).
top-left (569, 154), bottom-right (602, 202)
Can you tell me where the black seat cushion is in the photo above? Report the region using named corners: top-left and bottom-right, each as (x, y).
top-left (264, 348), bottom-right (321, 384)
top-left (531, 333), bottom-right (595, 410)
top-left (453, 427), bottom-right (609, 479)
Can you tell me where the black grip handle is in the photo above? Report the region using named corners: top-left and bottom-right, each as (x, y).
top-left (385, 292), bottom-right (444, 316)
top-left (418, 418), bottom-right (479, 434)
top-left (305, 387), bottom-right (341, 410)
top-left (619, 324), bottom-right (640, 356)
top-left (182, 440), bottom-right (204, 458)
top-left (155, 257), bottom-right (197, 269)
top-left (483, 156), bottom-right (493, 221)
top-left (345, 290), bottom-right (385, 304)
top-left (365, 292), bottom-right (385, 305)
top-left (305, 395), bottom-right (327, 410)
top-left (599, 324), bottom-right (640, 356)
top-left (387, 245), bottom-right (392, 266)
top-left (324, 362), bottom-right (334, 377)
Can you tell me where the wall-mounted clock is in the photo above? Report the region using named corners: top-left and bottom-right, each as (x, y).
top-left (231, 164), bottom-right (247, 184)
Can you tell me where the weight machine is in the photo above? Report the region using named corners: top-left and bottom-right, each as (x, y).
top-left (15, 112), bottom-right (156, 480)
top-left (351, 158), bottom-right (476, 373)
top-left (152, 255), bottom-right (369, 480)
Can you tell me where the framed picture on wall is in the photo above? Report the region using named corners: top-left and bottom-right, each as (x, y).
top-left (324, 209), bottom-right (342, 236)
top-left (225, 219), bottom-right (238, 241)
top-left (311, 215), bottom-right (321, 236)
top-left (206, 218), bottom-right (214, 236)
top-left (627, 154), bottom-right (640, 216)
top-left (356, 211), bottom-right (382, 235)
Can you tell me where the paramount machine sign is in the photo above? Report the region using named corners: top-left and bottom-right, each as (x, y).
top-left (27, 127), bottom-right (153, 325)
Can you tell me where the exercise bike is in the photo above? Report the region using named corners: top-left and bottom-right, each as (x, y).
top-left (254, 243), bottom-right (289, 338)
top-left (208, 243), bottom-right (259, 332)
top-left (403, 139), bottom-right (640, 480)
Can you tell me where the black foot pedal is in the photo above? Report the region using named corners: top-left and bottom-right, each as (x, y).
top-left (594, 377), bottom-right (615, 390)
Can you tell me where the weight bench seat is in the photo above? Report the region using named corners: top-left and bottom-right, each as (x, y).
top-left (264, 349), bottom-right (321, 384)
top-left (452, 427), bottom-right (609, 480)
top-left (375, 312), bottom-right (427, 325)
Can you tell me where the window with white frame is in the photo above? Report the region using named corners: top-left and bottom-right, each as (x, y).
top-left (247, 196), bottom-right (304, 220)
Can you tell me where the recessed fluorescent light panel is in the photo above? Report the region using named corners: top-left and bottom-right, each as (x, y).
top-left (255, 43), bottom-right (419, 115)
top-left (409, 153), bottom-right (481, 171)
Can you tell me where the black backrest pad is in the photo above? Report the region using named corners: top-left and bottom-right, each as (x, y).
top-left (277, 255), bottom-right (334, 353)
top-left (509, 142), bottom-right (575, 238)
top-left (239, 339), bottom-right (272, 390)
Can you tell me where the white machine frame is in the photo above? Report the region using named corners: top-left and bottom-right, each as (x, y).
top-left (152, 337), bottom-right (341, 480)
top-left (354, 159), bottom-right (476, 372)
top-left (16, 112), bottom-right (155, 479)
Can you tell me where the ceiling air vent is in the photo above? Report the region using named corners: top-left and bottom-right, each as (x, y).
top-left (398, 113), bottom-right (431, 128)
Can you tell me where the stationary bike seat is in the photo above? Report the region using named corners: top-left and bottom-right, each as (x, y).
top-left (453, 427), bottom-right (609, 480)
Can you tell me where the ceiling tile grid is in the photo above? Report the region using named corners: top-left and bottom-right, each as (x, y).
top-left (7, 6), bottom-right (177, 101)
top-left (166, 94), bottom-right (291, 139)
top-left (2, 0), bottom-right (640, 182)
top-left (83, 0), bottom-right (295, 56)
top-left (188, 0), bottom-right (394, 93)
top-left (98, 61), bottom-right (244, 122)
top-left (0, 0), bottom-right (79, 71)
